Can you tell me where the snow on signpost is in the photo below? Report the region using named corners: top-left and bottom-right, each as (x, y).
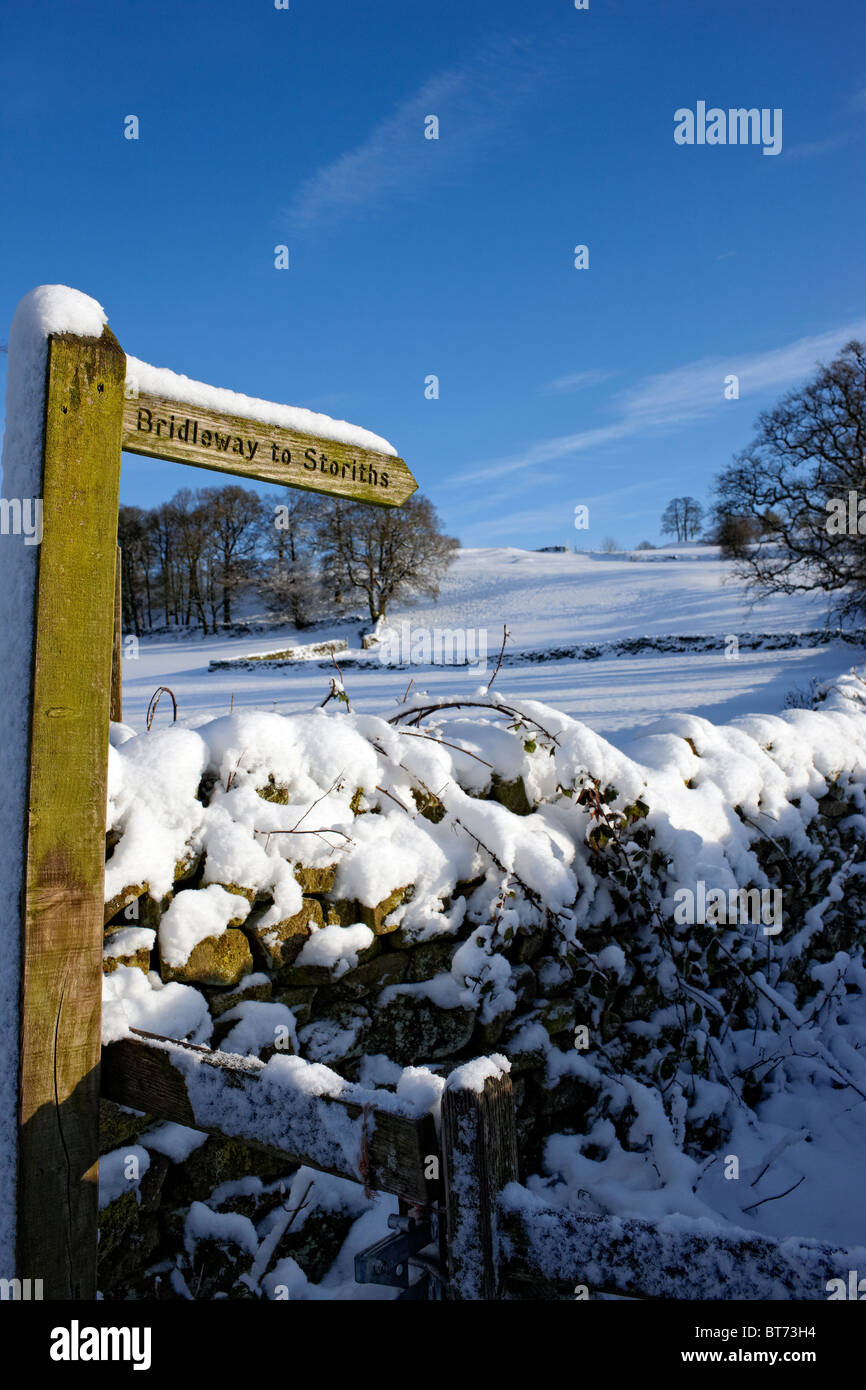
top-left (121, 358), bottom-right (416, 506)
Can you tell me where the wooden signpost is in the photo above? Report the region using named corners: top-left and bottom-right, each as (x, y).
top-left (122, 392), bottom-right (416, 506)
top-left (12, 310), bottom-right (417, 1298)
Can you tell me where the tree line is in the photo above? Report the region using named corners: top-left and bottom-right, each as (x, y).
top-left (118, 487), bottom-right (457, 635)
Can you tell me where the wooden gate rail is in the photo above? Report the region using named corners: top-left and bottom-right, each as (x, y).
top-left (101, 1031), bottom-right (438, 1207)
top-left (101, 1033), bottom-right (861, 1302)
top-left (497, 1190), bottom-right (866, 1301)
top-left (102, 1033), bottom-right (520, 1299)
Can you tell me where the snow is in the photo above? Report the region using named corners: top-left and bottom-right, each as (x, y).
top-left (145, 1040), bottom-right (440, 1210)
top-left (184, 1201), bottom-right (258, 1257)
top-left (496, 1180), bottom-right (866, 1300)
top-left (105, 726), bottom-right (208, 904)
top-left (262, 1257), bottom-right (310, 1301)
top-left (260, 1181), bottom-right (401, 1302)
top-left (125, 354), bottom-right (397, 457)
top-left (103, 927), bottom-right (155, 959)
top-left (102, 965), bottom-right (212, 1044)
top-left (98, 1145), bottom-right (150, 1209)
top-left (395, 1065), bottom-right (446, 1119)
top-left (2, 298), bottom-right (864, 1301)
top-left (445, 1053), bottom-right (510, 1094)
top-left (0, 284), bottom-right (109, 1270)
top-left (119, 546), bottom-right (861, 747)
top-left (139, 1122), bottom-right (208, 1163)
top-left (218, 1000), bottom-right (299, 1057)
top-left (6, 284), bottom-right (107, 345)
top-left (159, 884), bottom-right (251, 968)
top-left (295, 923), bottom-right (374, 977)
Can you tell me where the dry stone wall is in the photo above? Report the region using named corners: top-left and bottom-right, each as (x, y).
top-left (98, 674), bottom-right (866, 1297)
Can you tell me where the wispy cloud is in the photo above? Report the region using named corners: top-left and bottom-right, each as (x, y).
top-left (618, 321), bottom-right (866, 427)
top-left (450, 319), bottom-right (866, 485)
top-left (540, 369), bottom-right (616, 395)
top-left (454, 476), bottom-right (676, 544)
top-left (283, 37), bottom-right (547, 232)
top-left (458, 502), bottom-right (581, 541)
top-left (786, 87), bottom-right (865, 158)
top-left (786, 132), bottom-right (853, 159)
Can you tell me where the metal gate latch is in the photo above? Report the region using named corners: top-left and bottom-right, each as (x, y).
top-left (354, 1211), bottom-right (444, 1300)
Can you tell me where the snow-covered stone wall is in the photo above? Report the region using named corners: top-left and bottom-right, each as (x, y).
top-left (98, 672), bottom-right (866, 1296)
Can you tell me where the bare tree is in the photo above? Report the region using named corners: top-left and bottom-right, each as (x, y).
top-left (681, 497), bottom-right (705, 540)
top-left (150, 500), bottom-right (184, 627)
top-left (315, 494), bottom-right (457, 622)
top-left (198, 486), bottom-right (265, 626)
top-left (661, 496), bottom-right (704, 543)
top-left (118, 505), bottom-right (157, 635)
top-left (114, 484), bottom-right (458, 635)
top-left (600, 536), bottom-right (619, 553)
top-left (661, 498), bottom-right (686, 543)
top-left (706, 504), bottom-right (764, 559)
top-left (259, 491), bottom-right (323, 628)
top-left (712, 340), bottom-right (866, 618)
top-left (170, 490), bottom-right (212, 633)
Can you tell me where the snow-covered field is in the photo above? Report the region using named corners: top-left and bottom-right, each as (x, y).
top-left (124, 545), bottom-right (862, 746)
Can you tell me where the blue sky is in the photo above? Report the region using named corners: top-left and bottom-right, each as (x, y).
top-left (1, 0), bottom-right (864, 548)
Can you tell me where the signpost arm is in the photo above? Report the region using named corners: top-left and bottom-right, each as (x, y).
top-left (17, 328), bottom-right (125, 1298)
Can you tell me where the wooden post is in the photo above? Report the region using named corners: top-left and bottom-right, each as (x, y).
top-left (16, 328), bottom-right (126, 1298)
top-left (110, 544), bottom-right (122, 724)
top-left (441, 1068), bottom-right (519, 1300)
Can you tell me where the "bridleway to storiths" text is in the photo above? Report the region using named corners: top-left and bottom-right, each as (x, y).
top-left (132, 407), bottom-right (394, 491)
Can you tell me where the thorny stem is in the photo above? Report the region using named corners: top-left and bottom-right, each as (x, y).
top-left (579, 780), bottom-right (691, 1038)
top-left (395, 728), bottom-right (494, 768)
top-left (742, 1175), bottom-right (806, 1215)
top-left (389, 699), bottom-right (561, 746)
top-left (146, 685), bottom-right (177, 730)
top-left (485, 624), bottom-right (511, 693)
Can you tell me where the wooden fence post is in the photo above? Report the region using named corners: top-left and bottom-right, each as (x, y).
top-left (16, 328), bottom-right (125, 1298)
top-left (111, 544), bottom-right (122, 724)
top-left (441, 1067), bottom-right (519, 1300)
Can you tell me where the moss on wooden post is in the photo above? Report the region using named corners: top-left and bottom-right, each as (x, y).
top-left (17, 328), bottom-right (125, 1298)
top-left (111, 544), bottom-right (122, 724)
